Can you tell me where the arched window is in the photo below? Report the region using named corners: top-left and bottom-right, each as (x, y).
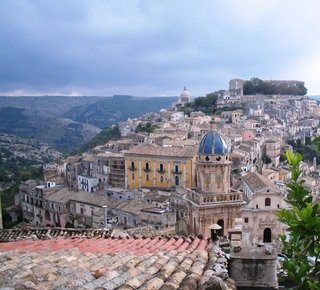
top-left (159, 163), bottom-right (164, 172)
top-left (146, 174), bottom-right (149, 181)
top-left (145, 162), bottom-right (150, 171)
top-left (265, 197), bottom-right (271, 206)
top-left (263, 228), bottom-right (272, 243)
top-left (217, 219), bottom-right (224, 236)
top-left (132, 173), bottom-right (135, 180)
top-left (45, 210), bottom-right (51, 221)
top-left (175, 176), bottom-right (179, 186)
top-left (131, 161), bottom-right (135, 169)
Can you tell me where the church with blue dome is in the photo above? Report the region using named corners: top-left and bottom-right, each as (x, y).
top-left (198, 131), bottom-right (229, 155)
top-left (196, 131), bottom-right (232, 195)
top-left (173, 130), bottom-right (244, 238)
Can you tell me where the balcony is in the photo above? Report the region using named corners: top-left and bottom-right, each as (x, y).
top-left (157, 169), bottom-right (166, 174)
top-left (171, 170), bottom-right (182, 175)
top-left (128, 167), bottom-right (136, 171)
top-left (143, 168), bottom-right (151, 172)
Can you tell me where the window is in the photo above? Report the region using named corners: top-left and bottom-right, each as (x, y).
top-left (244, 217), bottom-right (249, 223)
top-left (145, 162), bottom-right (150, 171)
top-left (175, 176), bottom-right (179, 186)
top-left (80, 208), bottom-right (84, 215)
top-left (159, 163), bottom-right (164, 172)
top-left (132, 173), bottom-right (135, 180)
top-left (146, 174), bottom-right (149, 181)
top-left (131, 161), bottom-right (135, 169)
top-left (160, 176), bottom-right (164, 182)
top-left (265, 198), bottom-right (271, 206)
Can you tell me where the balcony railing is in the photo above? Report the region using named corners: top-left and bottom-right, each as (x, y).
top-left (143, 168), bottom-right (151, 172)
top-left (157, 170), bottom-right (166, 174)
top-left (171, 170), bottom-right (182, 175)
top-left (128, 167), bottom-right (136, 171)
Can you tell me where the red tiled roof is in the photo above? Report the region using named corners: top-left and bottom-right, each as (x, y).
top-left (0, 227), bottom-right (234, 289)
top-left (0, 229), bottom-right (210, 255)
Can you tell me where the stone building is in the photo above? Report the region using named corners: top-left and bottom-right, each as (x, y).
top-left (124, 144), bottom-right (197, 189)
top-left (240, 171), bottom-right (289, 246)
top-left (172, 131), bottom-right (245, 238)
top-left (65, 156), bottom-right (82, 190)
top-left (265, 139), bottom-right (281, 167)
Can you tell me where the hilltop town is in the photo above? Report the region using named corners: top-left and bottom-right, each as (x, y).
top-left (9, 78), bottom-right (319, 241)
top-left (1, 78), bottom-right (320, 289)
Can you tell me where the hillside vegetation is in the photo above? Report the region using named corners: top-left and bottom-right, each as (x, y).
top-left (76, 125), bottom-right (121, 154)
top-left (63, 95), bottom-right (177, 129)
top-left (0, 133), bottom-right (63, 213)
top-left (0, 95), bottom-right (176, 153)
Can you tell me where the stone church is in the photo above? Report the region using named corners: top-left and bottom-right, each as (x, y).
top-left (172, 131), bottom-right (245, 238)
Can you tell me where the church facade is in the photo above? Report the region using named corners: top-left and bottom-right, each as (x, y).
top-left (172, 131), bottom-right (245, 238)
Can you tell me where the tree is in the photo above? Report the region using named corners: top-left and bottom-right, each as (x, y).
top-left (262, 154), bottom-right (272, 164)
top-left (305, 136), bottom-right (311, 146)
top-left (243, 81), bottom-right (254, 95)
top-left (136, 122), bottom-right (157, 133)
top-left (242, 78), bottom-right (308, 96)
top-left (275, 150), bottom-right (320, 289)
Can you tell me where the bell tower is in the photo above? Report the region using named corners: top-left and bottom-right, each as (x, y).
top-left (172, 130), bottom-right (244, 237)
top-left (196, 131), bottom-right (232, 194)
top-left (192, 131), bottom-right (243, 237)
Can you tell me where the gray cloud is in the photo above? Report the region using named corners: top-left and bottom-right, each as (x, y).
top-left (1, 0), bottom-right (320, 96)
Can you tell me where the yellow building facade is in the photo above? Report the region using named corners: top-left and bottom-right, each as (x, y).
top-left (124, 144), bottom-right (198, 189)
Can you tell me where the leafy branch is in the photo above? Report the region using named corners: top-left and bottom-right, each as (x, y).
top-left (275, 150), bottom-right (320, 289)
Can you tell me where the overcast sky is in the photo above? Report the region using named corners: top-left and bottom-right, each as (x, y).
top-left (1, 0), bottom-right (320, 97)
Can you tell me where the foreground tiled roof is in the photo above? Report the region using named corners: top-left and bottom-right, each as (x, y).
top-left (0, 226), bottom-right (235, 290)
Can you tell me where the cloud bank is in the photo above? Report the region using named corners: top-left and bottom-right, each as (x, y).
top-left (1, 0), bottom-right (320, 96)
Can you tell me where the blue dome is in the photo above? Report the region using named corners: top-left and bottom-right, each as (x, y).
top-left (198, 131), bottom-right (228, 155)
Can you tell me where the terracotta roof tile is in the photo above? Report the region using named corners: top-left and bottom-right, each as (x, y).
top-left (242, 171), bottom-right (279, 192)
top-left (0, 227), bottom-right (234, 289)
top-left (124, 144), bottom-right (198, 158)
